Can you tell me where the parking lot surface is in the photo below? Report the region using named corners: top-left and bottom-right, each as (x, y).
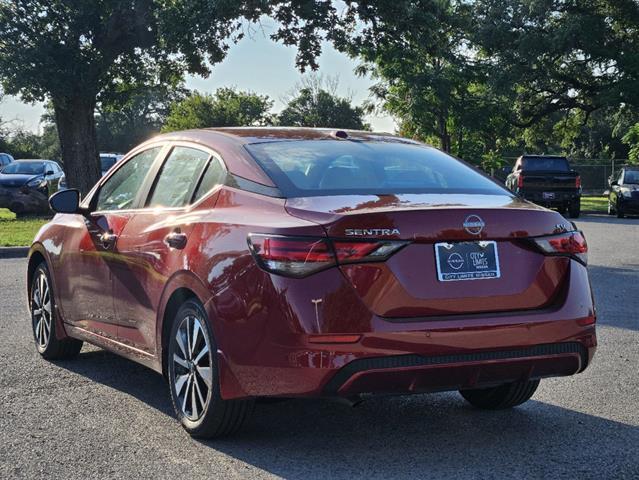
top-left (0, 214), bottom-right (638, 479)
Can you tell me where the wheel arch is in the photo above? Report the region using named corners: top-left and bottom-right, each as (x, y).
top-left (26, 244), bottom-right (72, 342)
top-left (156, 270), bottom-right (212, 377)
top-left (26, 244), bottom-right (48, 299)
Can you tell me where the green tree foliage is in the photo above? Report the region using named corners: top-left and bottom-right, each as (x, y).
top-left (333, 0), bottom-right (639, 163)
top-left (163, 88), bottom-right (273, 132)
top-left (279, 76), bottom-right (368, 129)
top-left (473, 0), bottom-right (639, 127)
top-left (97, 81), bottom-right (187, 152)
top-left (0, 1), bottom-right (337, 194)
top-left (622, 124), bottom-right (639, 164)
top-left (1, 125), bottom-right (60, 160)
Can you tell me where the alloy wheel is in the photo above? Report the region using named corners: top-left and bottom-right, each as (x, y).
top-left (32, 271), bottom-right (52, 350)
top-left (172, 315), bottom-right (213, 421)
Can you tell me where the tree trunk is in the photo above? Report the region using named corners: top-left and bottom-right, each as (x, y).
top-left (438, 113), bottom-right (451, 153)
top-left (53, 97), bottom-right (101, 196)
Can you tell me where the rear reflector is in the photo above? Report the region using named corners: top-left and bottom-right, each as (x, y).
top-left (517, 175), bottom-right (524, 188)
top-left (531, 231), bottom-right (588, 265)
top-left (248, 234), bottom-right (408, 278)
top-left (308, 334), bottom-right (361, 344)
top-left (576, 176), bottom-right (582, 189)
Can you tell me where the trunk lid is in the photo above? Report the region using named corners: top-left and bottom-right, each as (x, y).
top-left (286, 193), bottom-right (572, 318)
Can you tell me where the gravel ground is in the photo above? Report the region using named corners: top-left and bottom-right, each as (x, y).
top-left (0, 214), bottom-right (637, 479)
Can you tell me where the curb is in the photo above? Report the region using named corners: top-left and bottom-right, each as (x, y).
top-left (0, 246), bottom-right (29, 259)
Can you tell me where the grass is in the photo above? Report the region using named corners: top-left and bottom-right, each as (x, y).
top-left (0, 208), bottom-right (49, 247)
top-left (581, 196), bottom-right (608, 213)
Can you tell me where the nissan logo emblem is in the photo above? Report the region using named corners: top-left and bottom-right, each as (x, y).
top-left (463, 215), bottom-right (485, 235)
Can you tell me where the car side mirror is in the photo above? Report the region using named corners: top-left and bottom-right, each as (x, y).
top-left (46, 169), bottom-right (54, 176)
top-left (49, 189), bottom-right (81, 214)
top-left (610, 180), bottom-right (618, 187)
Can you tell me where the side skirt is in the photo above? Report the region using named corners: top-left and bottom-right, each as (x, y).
top-left (65, 324), bottom-right (162, 374)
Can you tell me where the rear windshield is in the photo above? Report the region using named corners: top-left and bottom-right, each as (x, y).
top-left (522, 157), bottom-right (570, 172)
top-left (245, 140), bottom-right (508, 197)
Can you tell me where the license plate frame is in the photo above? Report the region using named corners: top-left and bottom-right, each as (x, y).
top-left (434, 241), bottom-right (501, 282)
top-left (542, 191), bottom-right (556, 200)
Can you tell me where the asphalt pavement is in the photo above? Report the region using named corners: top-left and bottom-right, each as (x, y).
top-left (0, 214), bottom-right (638, 479)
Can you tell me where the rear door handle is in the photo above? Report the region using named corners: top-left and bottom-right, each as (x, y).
top-left (165, 230), bottom-right (187, 250)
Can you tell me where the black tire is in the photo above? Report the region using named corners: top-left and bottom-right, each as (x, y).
top-left (459, 379), bottom-right (540, 410)
top-left (30, 262), bottom-right (83, 360)
top-left (617, 203), bottom-right (625, 218)
top-left (568, 201), bottom-right (581, 218)
top-left (167, 299), bottom-right (254, 438)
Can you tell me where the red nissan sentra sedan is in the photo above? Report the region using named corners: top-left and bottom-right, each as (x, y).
top-left (28, 128), bottom-right (596, 437)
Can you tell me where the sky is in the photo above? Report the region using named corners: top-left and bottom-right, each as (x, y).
top-left (0, 25), bottom-right (396, 134)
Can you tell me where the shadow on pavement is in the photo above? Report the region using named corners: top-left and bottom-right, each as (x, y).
top-left (56, 348), bottom-right (173, 415)
top-left (209, 395), bottom-right (639, 479)
top-left (57, 348), bottom-right (638, 479)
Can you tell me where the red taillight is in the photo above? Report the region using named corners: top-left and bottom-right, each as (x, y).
top-left (517, 175), bottom-right (524, 188)
top-left (575, 176), bottom-right (581, 188)
top-left (532, 231), bottom-right (588, 265)
top-left (248, 235), bottom-right (334, 277)
top-left (248, 235), bottom-right (408, 277)
top-left (260, 237), bottom-right (333, 263)
top-left (332, 240), bottom-right (407, 263)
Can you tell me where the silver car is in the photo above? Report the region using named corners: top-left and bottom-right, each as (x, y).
top-left (58, 153), bottom-right (123, 190)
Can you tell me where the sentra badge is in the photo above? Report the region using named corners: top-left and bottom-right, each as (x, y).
top-left (345, 228), bottom-right (401, 236)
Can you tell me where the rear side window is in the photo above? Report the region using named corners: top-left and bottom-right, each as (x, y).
top-left (193, 157), bottom-right (226, 203)
top-left (100, 156), bottom-right (118, 172)
top-left (521, 157), bottom-right (570, 172)
top-left (245, 140), bottom-right (507, 197)
top-left (96, 147), bottom-right (160, 211)
top-left (624, 170), bottom-right (639, 184)
top-left (148, 147), bottom-right (210, 208)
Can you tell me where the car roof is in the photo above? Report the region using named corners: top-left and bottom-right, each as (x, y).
top-left (14, 159), bottom-right (53, 162)
top-left (520, 155), bottom-right (567, 159)
top-left (136, 127), bottom-right (418, 187)
top-left (151, 127), bottom-right (413, 146)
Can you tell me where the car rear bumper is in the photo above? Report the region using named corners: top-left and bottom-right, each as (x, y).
top-left (214, 260), bottom-right (597, 400)
top-left (618, 197), bottom-right (639, 214)
top-left (217, 322), bottom-right (596, 400)
top-left (520, 189), bottom-right (580, 207)
top-left (321, 342), bottom-right (590, 396)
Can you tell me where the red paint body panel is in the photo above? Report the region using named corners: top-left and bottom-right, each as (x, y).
top-left (28, 128), bottom-right (597, 401)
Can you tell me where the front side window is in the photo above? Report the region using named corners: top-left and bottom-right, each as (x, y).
top-left (96, 147), bottom-right (160, 211)
top-left (245, 140), bottom-right (507, 197)
top-left (147, 147), bottom-right (210, 208)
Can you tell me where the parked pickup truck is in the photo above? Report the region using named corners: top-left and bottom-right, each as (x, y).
top-left (506, 155), bottom-right (581, 218)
